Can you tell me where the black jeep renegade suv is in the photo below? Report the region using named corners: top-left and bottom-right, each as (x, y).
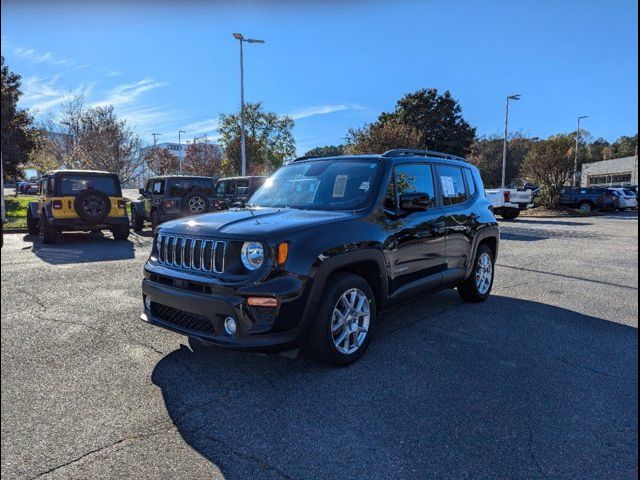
top-left (141, 149), bottom-right (499, 366)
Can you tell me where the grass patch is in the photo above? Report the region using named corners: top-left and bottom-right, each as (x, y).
top-left (4, 196), bottom-right (37, 230)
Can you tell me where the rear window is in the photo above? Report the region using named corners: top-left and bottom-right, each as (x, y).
top-left (59, 175), bottom-right (120, 196)
top-left (168, 178), bottom-right (214, 196)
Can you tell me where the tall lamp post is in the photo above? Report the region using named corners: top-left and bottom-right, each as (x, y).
top-left (501, 94), bottom-right (521, 189)
top-left (574, 115), bottom-right (589, 187)
top-left (178, 130), bottom-right (186, 175)
top-left (233, 33), bottom-right (265, 176)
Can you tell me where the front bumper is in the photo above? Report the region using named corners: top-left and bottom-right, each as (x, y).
top-left (48, 216), bottom-right (129, 230)
top-left (140, 268), bottom-right (310, 352)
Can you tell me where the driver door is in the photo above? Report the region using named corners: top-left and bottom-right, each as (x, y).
top-left (386, 163), bottom-right (446, 295)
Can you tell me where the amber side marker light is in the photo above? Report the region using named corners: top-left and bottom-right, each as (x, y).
top-left (247, 297), bottom-right (278, 307)
top-left (277, 242), bottom-right (289, 265)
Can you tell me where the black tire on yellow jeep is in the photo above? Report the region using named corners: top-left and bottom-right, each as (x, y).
top-left (39, 217), bottom-right (61, 244)
top-left (75, 188), bottom-right (111, 223)
top-left (27, 209), bottom-right (39, 235)
top-left (111, 223), bottom-right (130, 241)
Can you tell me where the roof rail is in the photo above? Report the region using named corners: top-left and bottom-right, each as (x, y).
top-left (381, 149), bottom-right (466, 162)
top-left (290, 155), bottom-right (317, 163)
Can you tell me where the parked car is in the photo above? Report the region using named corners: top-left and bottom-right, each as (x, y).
top-left (606, 188), bottom-right (638, 210)
top-left (212, 176), bottom-right (267, 210)
top-left (485, 187), bottom-right (537, 220)
top-left (140, 149), bottom-right (500, 366)
top-left (26, 170), bottom-right (130, 243)
top-left (129, 176), bottom-right (217, 231)
top-left (558, 187), bottom-right (619, 212)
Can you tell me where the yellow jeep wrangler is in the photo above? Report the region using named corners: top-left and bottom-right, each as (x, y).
top-left (26, 170), bottom-right (130, 244)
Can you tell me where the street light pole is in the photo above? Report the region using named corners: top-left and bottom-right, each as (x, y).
top-left (501, 94), bottom-right (521, 189)
top-left (178, 130), bottom-right (186, 175)
top-left (233, 33), bottom-right (265, 176)
top-left (574, 115), bottom-right (589, 187)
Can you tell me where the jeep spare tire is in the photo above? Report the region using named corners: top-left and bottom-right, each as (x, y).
top-left (182, 191), bottom-right (210, 215)
top-left (74, 188), bottom-right (111, 223)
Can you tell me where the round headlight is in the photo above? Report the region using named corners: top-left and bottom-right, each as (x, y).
top-left (240, 242), bottom-right (264, 271)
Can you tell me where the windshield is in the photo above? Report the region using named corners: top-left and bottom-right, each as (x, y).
top-left (59, 175), bottom-right (120, 196)
top-left (249, 159), bottom-right (380, 210)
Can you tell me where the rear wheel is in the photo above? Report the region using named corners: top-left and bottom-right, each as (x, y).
top-left (458, 244), bottom-right (495, 303)
top-left (305, 273), bottom-right (376, 367)
top-left (579, 201), bottom-right (593, 212)
top-left (130, 208), bottom-right (144, 231)
top-left (27, 209), bottom-right (39, 235)
top-left (39, 217), bottom-right (61, 244)
top-left (111, 223), bottom-right (130, 241)
top-left (500, 208), bottom-right (520, 220)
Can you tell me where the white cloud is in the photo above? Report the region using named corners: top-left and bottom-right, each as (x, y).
top-left (13, 47), bottom-right (70, 66)
top-left (91, 79), bottom-right (168, 108)
top-left (288, 104), bottom-right (361, 120)
top-left (180, 118), bottom-right (220, 136)
top-left (19, 76), bottom-right (89, 112)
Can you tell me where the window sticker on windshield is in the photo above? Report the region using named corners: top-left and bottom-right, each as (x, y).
top-left (359, 181), bottom-right (370, 191)
top-left (440, 176), bottom-right (457, 197)
top-left (333, 175), bottom-right (348, 197)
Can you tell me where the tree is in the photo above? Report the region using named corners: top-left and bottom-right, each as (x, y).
top-left (520, 135), bottom-right (574, 207)
top-left (36, 94), bottom-right (144, 183)
top-left (183, 140), bottom-right (222, 176)
top-left (345, 120), bottom-right (423, 154)
top-left (144, 147), bottom-right (180, 176)
top-left (469, 134), bottom-right (540, 188)
top-left (586, 137), bottom-right (611, 163)
top-left (610, 134), bottom-right (638, 158)
top-left (373, 88), bottom-right (476, 157)
top-left (218, 102), bottom-right (296, 174)
top-left (304, 145), bottom-right (345, 158)
top-left (1, 56), bottom-right (38, 177)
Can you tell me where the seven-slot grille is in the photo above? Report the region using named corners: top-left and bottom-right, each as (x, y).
top-left (156, 234), bottom-right (226, 273)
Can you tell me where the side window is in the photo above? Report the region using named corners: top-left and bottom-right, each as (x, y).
top-left (216, 181), bottom-right (228, 195)
top-left (152, 180), bottom-right (164, 195)
top-left (436, 165), bottom-right (468, 206)
top-left (194, 178), bottom-right (215, 195)
top-left (463, 168), bottom-right (477, 196)
top-left (392, 164), bottom-right (436, 208)
top-left (235, 179), bottom-right (250, 196)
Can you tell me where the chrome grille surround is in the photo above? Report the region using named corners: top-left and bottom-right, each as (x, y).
top-left (156, 233), bottom-right (225, 273)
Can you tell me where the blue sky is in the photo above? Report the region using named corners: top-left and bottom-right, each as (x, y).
top-left (1, 0), bottom-right (638, 155)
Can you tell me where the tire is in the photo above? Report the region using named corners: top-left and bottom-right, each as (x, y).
top-left (39, 216), bottom-right (61, 244)
top-left (130, 208), bottom-right (144, 231)
top-left (500, 209), bottom-right (520, 220)
top-left (305, 273), bottom-right (376, 367)
top-left (458, 244), bottom-right (495, 303)
top-left (111, 223), bottom-right (130, 241)
top-left (74, 188), bottom-right (111, 223)
top-left (150, 210), bottom-right (161, 232)
top-left (578, 201), bottom-right (593, 213)
top-left (27, 209), bottom-right (39, 235)
top-left (182, 191), bottom-right (210, 216)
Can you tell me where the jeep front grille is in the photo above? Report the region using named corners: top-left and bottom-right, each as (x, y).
top-left (156, 234), bottom-right (225, 273)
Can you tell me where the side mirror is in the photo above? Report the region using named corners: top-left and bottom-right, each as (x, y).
top-left (400, 192), bottom-right (430, 212)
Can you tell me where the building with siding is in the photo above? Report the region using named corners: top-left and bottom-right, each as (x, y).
top-left (580, 156), bottom-right (638, 187)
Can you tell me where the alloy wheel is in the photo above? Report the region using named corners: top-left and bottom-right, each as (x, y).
top-left (330, 288), bottom-right (371, 355)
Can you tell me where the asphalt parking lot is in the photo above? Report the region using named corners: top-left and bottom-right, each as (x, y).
top-left (1, 212), bottom-right (638, 479)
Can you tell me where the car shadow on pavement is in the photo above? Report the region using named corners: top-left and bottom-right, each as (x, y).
top-left (25, 231), bottom-right (140, 265)
top-left (500, 225), bottom-right (605, 242)
top-left (511, 219), bottom-right (593, 227)
top-left (151, 292), bottom-right (638, 480)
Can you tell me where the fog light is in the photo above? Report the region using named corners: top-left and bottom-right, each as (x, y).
top-left (224, 317), bottom-right (237, 335)
top-left (144, 296), bottom-right (152, 311)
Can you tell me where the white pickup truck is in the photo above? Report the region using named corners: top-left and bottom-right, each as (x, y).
top-left (485, 188), bottom-right (536, 220)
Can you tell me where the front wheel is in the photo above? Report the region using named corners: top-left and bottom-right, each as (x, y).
top-left (130, 208), bottom-right (144, 231)
top-left (458, 244), bottom-right (495, 303)
top-left (305, 273), bottom-right (376, 367)
top-left (39, 218), bottom-right (61, 244)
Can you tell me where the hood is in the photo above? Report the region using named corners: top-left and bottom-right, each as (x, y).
top-left (158, 207), bottom-right (355, 239)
